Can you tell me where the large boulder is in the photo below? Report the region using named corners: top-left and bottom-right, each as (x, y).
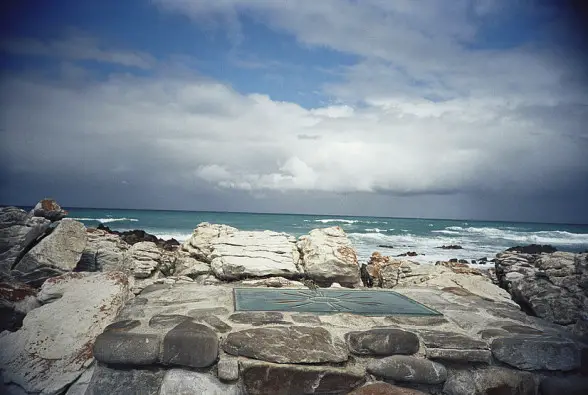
top-left (181, 223), bottom-right (237, 262)
top-left (0, 272), bottom-right (131, 395)
top-left (210, 231), bottom-right (301, 280)
top-left (77, 228), bottom-right (130, 272)
top-left (495, 250), bottom-right (588, 336)
top-left (0, 207), bottom-right (51, 279)
top-left (297, 227), bottom-right (360, 286)
top-left (12, 219), bottom-right (87, 287)
top-left (30, 199), bottom-right (68, 222)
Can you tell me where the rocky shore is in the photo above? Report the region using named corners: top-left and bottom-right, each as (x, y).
top-left (1, 199), bottom-right (587, 394)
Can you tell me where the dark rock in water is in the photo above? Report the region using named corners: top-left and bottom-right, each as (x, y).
top-left (458, 259), bottom-right (468, 264)
top-left (31, 198), bottom-right (68, 222)
top-left (397, 251), bottom-right (418, 257)
top-left (506, 244), bottom-right (557, 254)
top-left (360, 264), bottom-right (373, 288)
top-left (97, 224), bottom-right (179, 251)
top-left (449, 258), bottom-right (458, 263)
top-left (377, 244), bottom-right (394, 249)
top-left (471, 260), bottom-right (477, 264)
top-left (479, 257), bottom-right (488, 262)
top-left (437, 245), bottom-right (463, 250)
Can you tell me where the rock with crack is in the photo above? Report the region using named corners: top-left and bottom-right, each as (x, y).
top-left (0, 272), bottom-right (130, 395)
top-left (367, 355), bottom-right (448, 385)
top-left (181, 222), bottom-right (238, 262)
top-left (77, 228), bottom-right (130, 272)
top-left (210, 230), bottom-right (302, 280)
top-left (345, 328), bottom-right (420, 356)
top-left (491, 336), bottom-right (581, 371)
top-left (297, 226), bottom-right (360, 286)
top-left (0, 206), bottom-right (51, 279)
top-left (223, 326), bottom-right (348, 363)
top-left (12, 219), bottom-right (87, 287)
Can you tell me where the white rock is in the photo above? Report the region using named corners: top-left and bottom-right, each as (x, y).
top-left (297, 227), bottom-right (360, 286)
top-left (0, 272), bottom-right (130, 395)
top-left (210, 231), bottom-right (301, 280)
top-left (159, 369), bottom-right (241, 395)
top-left (174, 254), bottom-right (210, 279)
top-left (181, 223), bottom-right (237, 262)
top-left (127, 241), bottom-right (161, 279)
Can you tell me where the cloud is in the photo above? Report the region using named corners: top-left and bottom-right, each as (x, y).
top-left (0, 31), bottom-right (156, 69)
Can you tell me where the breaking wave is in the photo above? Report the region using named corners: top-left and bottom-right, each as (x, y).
top-left (72, 217), bottom-right (139, 224)
top-left (439, 226), bottom-right (588, 245)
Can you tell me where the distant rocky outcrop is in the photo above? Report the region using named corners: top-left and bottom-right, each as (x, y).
top-left (505, 244), bottom-right (557, 254)
top-left (97, 224), bottom-right (179, 251)
top-left (437, 245), bottom-right (463, 250)
top-left (495, 249), bottom-right (588, 338)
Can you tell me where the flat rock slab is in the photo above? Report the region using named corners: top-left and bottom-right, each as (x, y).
top-left (162, 321), bottom-right (219, 368)
top-left (345, 328), bottom-right (419, 356)
top-left (233, 288), bottom-right (442, 315)
top-left (229, 312), bottom-right (290, 326)
top-left (491, 336), bottom-right (581, 371)
top-left (417, 330), bottom-right (487, 350)
top-left (223, 326), bottom-right (348, 363)
top-left (242, 362), bottom-right (364, 395)
top-left (85, 364), bottom-right (165, 395)
top-left (93, 331), bottom-right (160, 365)
top-left (443, 366), bottom-right (537, 395)
top-left (425, 348), bottom-right (492, 364)
top-left (367, 355), bottom-right (447, 385)
top-left (149, 314), bottom-right (192, 329)
top-left (159, 369), bottom-right (241, 395)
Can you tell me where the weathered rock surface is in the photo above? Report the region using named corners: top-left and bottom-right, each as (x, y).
top-left (97, 224), bottom-right (179, 251)
top-left (30, 199), bottom-right (68, 222)
top-left (77, 228), bottom-right (129, 272)
top-left (0, 207), bottom-right (50, 278)
top-left (297, 226), bottom-right (360, 286)
top-left (345, 328), bottom-right (419, 356)
top-left (217, 358), bottom-right (240, 382)
top-left (210, 231), bottom-right (301, 280)
top-left (173, 253), bottom-right (210, 278)
top-left (128, 241), bottom-right (162, 279)
top-left (417, 330), bottom-right (487, 349)
top-left (0, 272), bottom-right (130, 395)
top-left (348, 382), bottom-right (428, 395)
top-left (13, 219), bottom-right (87, 286)
top-left (93, 331), bottom-right (160, 365)
top-left (0, 282), bottom-right (39, 332)
top-left (367, 355), bottom-right (447, 384)
top-left (540, 376), bottom-right (588, 395)
top-left (181, 222), bottom-right (237, 262)
top-left (425, 348), bottom-right (492, 364)
top-left (495, 251), bottom-right (588, 336)
top-left (443, 367), bottom-right (537, 395)
top-left (64, 365), bottom-right (95, 395)
top-left (491, 336), bottom-right (581, 371)
top-left (242, 361), bottom-right (364, 395)
top-left (162, 321), bottom-right (219, 368)
top-left (85, 364), bottom-right (165, 395)
top-left (228, 312), bottom-right (290, 326)
top-left (223, 326), bottom-right (348, 363)
top-left (159, 369), bottom-right (241, 395)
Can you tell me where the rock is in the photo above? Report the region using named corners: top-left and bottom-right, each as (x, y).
top-left (159, 369), bottom-right (241, 395)
top-left (64, 365), bottom-right (95, 395)
top-left (291, 314), bottom-right (321, 324)
top-left (223, 326), bottom-right (348, 363)
top-left (506, 244), bottom-right (557, 254)
top-left (13, 219), bottom-right (87, 286)
top-left (149, 314), bottom-right (191, 329)
top-left (210, 230), bottom-right (301, 280)
top-left (385, 315), bottom-right (449, 326)
top-left (31, 198), bottom-right (68, 221)
top-left (239, 277), bottom-right (305, 288)
top-left (0, 272), bottom-right (130, 394)
top-left (297, 226), bottom-right (360, 286)
top-left (217, 358), bottom-right (240, 382)
top-left (97, 224), bottom-right (179, 251)
top-left (77, 228), bottom-right (129, 272)
top-left (495, 251), bottom-right (588, 334)
top-left (396, 251), bottom-right (419, 257)
top-left (193, 314), bottom-right (232, 333)
top-left (417, 330), bottom-right (488, 349)
top-left (127, 241), bottom-right (161, 279)
top-left (345, 328), bottom-right (419, 356)
top-left (228, 312), bottom-right (290, 326)
top-left (0, 282), bottom-right (39, 332)
top-left (93, 331), bottom-right (160, 365)
top-left (378, 245), bottom-right (395, 249)
top-left (161, 320), bottom-right (218, 368)
top-left (348, 382), bottom-right (428, 395)
top-left (367, 355), bottom-right (447, 384)
top-left (0, 206), bottom-right (51, 277)
top-left (425, 349), bottom-right (492, 364)
top-left (242, 361), bottom-right (364, 395)
top-left (85, 364), bottom-right (165, 395)
top-left (181, 222), bottom-right (238, 262)
top-left (491, 336), bottom-right (581, 371)
top-left (540, 376), bottom-right (588, 395)
top-left (104, 319), bottom-right (141, 332)
top-left (173, 253), bottom-right (210, 278)
top-left (437, 245), bottom-right (463, 250)
top-left (443, 367), bottom-right (537, 395)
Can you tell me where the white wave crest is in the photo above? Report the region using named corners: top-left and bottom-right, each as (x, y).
top-left (72, 217), bottom-right (139, 223)
top-left (364, 228), bottom-right (385, 233)
top-left (315, 219), bottom-right (359, 224)
top-left (150, 232), bottom-right (192, 242)
top-left (438, 226), bottom-right (588, 245)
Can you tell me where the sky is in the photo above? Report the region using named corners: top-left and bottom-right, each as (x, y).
top-left (1, 0), bottom-right (588, 223)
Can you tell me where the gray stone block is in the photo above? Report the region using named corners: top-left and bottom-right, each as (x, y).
top-left (161, 321), bottom-right (218, 368)
top-left (93, 331), bottom-right (160, 365)
top-left (345, 328), bottom-right (419, 356)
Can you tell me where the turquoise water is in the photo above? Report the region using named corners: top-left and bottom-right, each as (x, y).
top-left (58, 208), bottom-right (588, 264)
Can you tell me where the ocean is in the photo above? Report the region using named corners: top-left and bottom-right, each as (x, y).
top-left (60, 208), bottom-right (588, 265)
